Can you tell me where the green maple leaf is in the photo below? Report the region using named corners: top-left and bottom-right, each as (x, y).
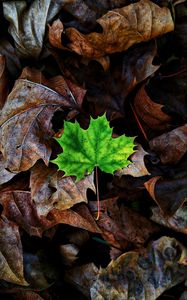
top-left (52, 114), bottom-right (136, 181)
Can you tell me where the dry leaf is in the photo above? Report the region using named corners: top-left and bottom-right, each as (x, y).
top-left (149, 124), bottom-right (187, 164)
top-left (30, 162), bottom-right (95, 216)
top-left (116, 144), bottom-right (150, 177)
top-left (64, 0), bottom-right (174, 58)
top-left (0, 153), bottom-right (17, 185)
top-left (90, 237), bottom-right (187, 299)
top-left (134, 85), bottom-right (172, 131)
top-left (3, 0), bottom-right (63, 59)
top-left (151, 206), bottom-right (187, 234)
top-left (0, 79), bottom-right (79, 172)
top-left (0, 39), bottom-right (21, 77)
top-left (48, 19), bottom-right (64, 50)
top-left (144, 176), bottom-right (187, 216)
top-left (0, 217), bottom-right (28, 285)
top-left (0, 55), bottom-right (8, 109)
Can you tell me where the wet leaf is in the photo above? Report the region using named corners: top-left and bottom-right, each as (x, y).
top-left (3, 0), bottom-right (62, 59)
top-left (52, 114), bottom-right (135, 181)
top-left (0, 217), bottom-right (28, 286)
top-left (63, 0), bottom-right (174, 58)
top-left (0, 79), bottom-right (80, 172)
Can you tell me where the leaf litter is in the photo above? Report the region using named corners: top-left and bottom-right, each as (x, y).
top-left (0, 0), bottom-right (187, 299)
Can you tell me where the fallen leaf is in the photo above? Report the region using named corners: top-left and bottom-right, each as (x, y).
top-left (149, 124), bottom-right (187, 164)
top-left (0, 55), bottom-right (8, 109)
top-left (30, 162), bottom-right (95, 216)
top-left (60, 244), bottom-right (79, 266)
top-left (4, 290), bottom-right (44, 300)
top-left (134, 85), bottom-right (172, 131)
top-left (0, 153), bottom-right (17, 185)
top-left (151, 206), bottom-right (187, 234)
top-left (0, 217), bottom-right (28, 285)
top-left (90, 237), bottom-right (187, 299)
top-left (3, 0), bottom-right (63, 59)
top-left (0, 79), bottom-right (79, 172)
top-left (63, 0), bottom-right (174, 58)
top-left (0, 39), bottom-right (21, 77)
top-left (89, 198), bottom-right (159, 249)
top-left (116, 144), bottom-right (150, 177)
top-left (48, 19), bottom-right (65, 50)
top-left (144, 175), bottom-right (187, 216)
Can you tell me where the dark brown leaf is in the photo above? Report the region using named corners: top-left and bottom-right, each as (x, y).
top-left (0, 55), bottom-right (8, 109)
top-left (149, 124), bottom-right (187, 164)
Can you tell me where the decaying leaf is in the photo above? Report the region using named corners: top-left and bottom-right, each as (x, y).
top-left (134, 85), bottom-right (172, 131)
top-left (0, 153), bottom-right (17, 185)
top-left (48, 19), bottom-right (65, 50)
top-left (0, 39), bottom-right (21, 77)
top-left (0, 217), bottom-right (28, 286)
top-left (52, 114), bottom-right (135, 181)
top-left (149, 124), bottom-right (187, 164)
top-left (151, 206), bottom-right (187, 234)
top-left (66, 237), bottom-right (187, 299)
top-left (116, 144), bottom-right (150, 177)
top-left (89, 198), bottom-right (159, 249)
top-left (30, 162), bottom-right (95, 216)
top-left (63, 0), bottom-right (174, 58)
top-left (144, 176), bottom-right (187, 216)
top-left (0, 55), bottom-right (8, 109)
top-left (0, 79), bottom-right (80, 172)
top-left (3, 0), bottom-right (63, 59)
top-left (90, 237), bottom-right (187, 299)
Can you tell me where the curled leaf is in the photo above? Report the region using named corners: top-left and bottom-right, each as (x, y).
top-left (64, 0), bottom-right (174, 58)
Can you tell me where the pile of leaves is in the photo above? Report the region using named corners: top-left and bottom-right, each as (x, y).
top-left (0, 0), bottom-right (187, 299)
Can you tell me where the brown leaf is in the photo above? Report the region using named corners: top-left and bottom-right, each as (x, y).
top-left (30, 162), bottom-right (95, 216)
top-left (134, 85), bottom-right (172, 131)
top-left (90, 237), bottom-right (187, 300)
top-left (0, 79), bottom-right (79, 172)
top-left (144, 176), bottom-right (187, 216)
top-left (60, 244), bottom-right (79, 266)
top-left (151, 206), bottom-right (187, 234)
top-left (20, 67), bottom-right (86, 109)
top-left (49, 19), bottom-right (66, 50)
top-left (64, 0), bottom-right (174, 58)
top-left (149, 124), bottom-right (187, 164)
top-left (0, 153), bottom-right (17, 185)
top-left (116, 144), bottom-right (150, 177)
top-left (0, 55), bottom-right (8, 109)
top-left (5, 290), bottom-right (44, 300)
top-left (89, 198), bottom-right (159, 249)
top-left (0, 39), bottom-right (21, 77)
top-left (0, 217), bottom-right (28, 285)
top-left (3, 0), bottom-right (63, 59)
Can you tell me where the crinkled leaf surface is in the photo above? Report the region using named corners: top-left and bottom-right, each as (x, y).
top-left (64, 0), bottom-right (174, 58)
top-left (52, 114), bottom-right (135, 181)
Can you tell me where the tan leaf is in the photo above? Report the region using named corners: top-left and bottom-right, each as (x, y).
top-left (134, 85), bottom-right (172, 130)
top-left (3, 0), bottom-right (63, 59)
top-left (0, 55), bottom-right (8, 109)
top-left (151, 206), bottom-right (187, 234)
top-left (0, 217), bottom-right (28, 285)
top-left (0, 79), bottom-right (79, 172)
top-left (116, 144), bottom-right (150, 177)
top-left (48, 19), bottom-right (65, 50)
top-left (149, 124), bottom-right (187, 164)
top-left (90, 237), bottom-right (187, 300)
top-left (30, 162), bottom-right (95, 216)
top-left (64, 0), bottom-right (174, 58)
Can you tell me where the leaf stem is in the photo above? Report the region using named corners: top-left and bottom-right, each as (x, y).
top-left (95, 166), bottom-right (100, 220)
